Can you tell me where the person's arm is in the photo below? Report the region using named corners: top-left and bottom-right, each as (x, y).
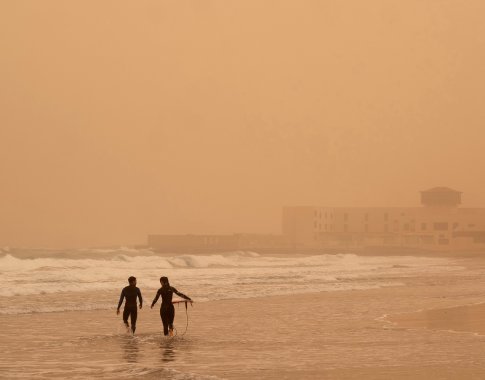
top-left (150, 289), bottom-right (161, 308)
top-left (116, 289), bottom-right (125, 314)
top-left (137, 288), bottom-right (143, 309)
top-left (172, 287), bottom-right (192, 301)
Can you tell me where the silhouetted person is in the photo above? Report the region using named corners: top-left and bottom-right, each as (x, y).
top-left (117, 276), bottom-right (143, 334)
top-left (151, 276), bottom-right (192, 336)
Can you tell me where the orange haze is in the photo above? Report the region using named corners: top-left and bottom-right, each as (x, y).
top-left (1, 1), bottom-right (485, 248)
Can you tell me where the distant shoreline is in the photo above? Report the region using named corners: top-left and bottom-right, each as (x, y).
top-left (2, 245), bottom-right (485, 259)
top-left (149, 245), bottom-right (485, 258)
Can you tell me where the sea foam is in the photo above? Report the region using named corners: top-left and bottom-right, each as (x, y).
top-left (0, 250), bottom-right (463, 314)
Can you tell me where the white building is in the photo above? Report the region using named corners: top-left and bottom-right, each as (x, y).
top-left (283, 187), bottom-right (485, 251)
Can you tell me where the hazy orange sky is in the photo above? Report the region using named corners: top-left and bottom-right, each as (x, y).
top-left (1, 1), bottom-right (485, 248)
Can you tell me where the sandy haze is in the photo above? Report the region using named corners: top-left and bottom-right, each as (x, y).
top-left (1, 1), bottom-right (485, 248)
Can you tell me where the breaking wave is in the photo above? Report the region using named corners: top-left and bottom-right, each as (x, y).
top-left (0, 249), bottom-right (463, 314)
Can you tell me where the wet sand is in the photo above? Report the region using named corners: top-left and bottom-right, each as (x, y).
top-left (388, 302), bottom-right (485, 336)
top-left (3, 265), bottom-right (485, 380)
top-left (3, 256), bottom-right (485, 379)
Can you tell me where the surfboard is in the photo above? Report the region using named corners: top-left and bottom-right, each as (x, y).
top-left (172, 298), bottom-right (191, 304)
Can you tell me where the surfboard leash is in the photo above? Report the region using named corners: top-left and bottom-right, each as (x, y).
top-left (171, 301), bottom-right (191, 338)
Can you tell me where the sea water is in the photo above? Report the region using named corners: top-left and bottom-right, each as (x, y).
top-left (0, 247), bottom-right (461, 315)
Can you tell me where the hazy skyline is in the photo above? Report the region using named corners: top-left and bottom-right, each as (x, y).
top-left (1, 1), bottom-right (485, 248)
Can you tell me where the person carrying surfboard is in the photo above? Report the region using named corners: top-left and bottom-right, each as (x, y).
top-left (150, 276), bottom-right (192, 337)
top-left (117, 276), bottom-right (143, 334)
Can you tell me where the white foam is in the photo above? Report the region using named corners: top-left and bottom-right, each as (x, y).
top-left (0, 250), bottom-right (463, 315)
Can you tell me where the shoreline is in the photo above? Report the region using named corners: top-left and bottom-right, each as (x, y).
top-left (5, 285), bottom-right (485, 332)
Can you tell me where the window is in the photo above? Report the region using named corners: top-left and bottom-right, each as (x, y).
top-left (384, 224), bottom-right (389, 232)
top-left (474, 236), bottom-right (485, 244)
top-left (384, 213), bottom-right (389, 221)
top-left (433, 222), bottom-right (448, 231)
top-left (364, 213), bottom-right (369, 222)
top-left (344, 213), bottom-right (348, 222)
top-left (364, 224), bottom-right (369, 232)
top-left (344, 224), bottom-right (348, 232)
top-left (421, 223), bottom-right (427, 231)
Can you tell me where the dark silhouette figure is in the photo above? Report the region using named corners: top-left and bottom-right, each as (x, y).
top-left (117, 276), bottom-right (143, 334)
top-left (151, 276), bottom-right (192, 336)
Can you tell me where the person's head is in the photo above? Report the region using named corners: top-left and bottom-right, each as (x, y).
top-left (128, 276), bottom-right (137, 286)
top-left (160, 276), bottom-right (169, 286)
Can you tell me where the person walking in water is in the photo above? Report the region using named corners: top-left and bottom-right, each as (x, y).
top-left (117, 276), bottom-right (143, 334)
top-left (151, 276), bottom-right (192, 337)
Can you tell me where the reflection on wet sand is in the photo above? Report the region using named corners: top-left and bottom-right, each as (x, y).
top-left (159, 339), bottom-right (176, 363)
top-left (121, 336), bottom-right (139, 363)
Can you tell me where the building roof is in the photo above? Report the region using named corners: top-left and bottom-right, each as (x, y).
top-left (421, 187), bottom-right (462, 194)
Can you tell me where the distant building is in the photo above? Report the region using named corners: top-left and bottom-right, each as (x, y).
top-left (148, 187), bottom-right (485, 253)
top-left (283, 187), bottom-right (485, 251)
top-left (148, 233), bottom-right (289, 253)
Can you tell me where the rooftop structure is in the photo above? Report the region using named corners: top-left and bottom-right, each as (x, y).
top-left (420, 187), bottom-right (462, 208)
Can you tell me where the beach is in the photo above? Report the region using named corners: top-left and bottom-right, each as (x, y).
top-left (2, 250), bottom-right (485, 379)
top-left (3, 288), bottom-right (485, 379)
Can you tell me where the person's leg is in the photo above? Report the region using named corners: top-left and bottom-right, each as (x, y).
top-left (168, 305), bottom-right (175, 336)
top-left (130, 307), bottom-right (138, 334)
top-left (160, 307), bottom-right (169, 336)
top-left (122, 308), bottom-right (130, 329)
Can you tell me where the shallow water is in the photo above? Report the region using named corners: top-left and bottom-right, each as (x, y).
top-left (2, 249), bottom-right (485, 379)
